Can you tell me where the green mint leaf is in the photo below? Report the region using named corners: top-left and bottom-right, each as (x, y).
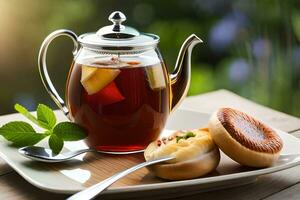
top-left (53, 122), bottom-right (86, 141)
top-left (14, 104), bottom-right (40, 127)
top-left (37, 104), bottom-right (56, 130)
top-left (49, 134), bottom-right (64, 154)
top-left (0, 121), bottom-right (46, 147)
top-left (15, 103), bottom-right (56, 130)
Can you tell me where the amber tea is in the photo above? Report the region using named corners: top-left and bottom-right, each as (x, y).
top-left (66, 57), bottom-right (170, 152)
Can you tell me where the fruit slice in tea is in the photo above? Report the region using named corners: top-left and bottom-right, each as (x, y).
top-left (81, 65), bottom-right (120, 95)
top-left (145, 65), bottom-right (166, 90)
top-left (81, 66), bottom-right (98, 82)
top-left (84, 81), bottom-right (125, 106)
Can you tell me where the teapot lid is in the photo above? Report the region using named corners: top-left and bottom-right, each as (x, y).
top-left (78, 11), bottom-right (159, 52)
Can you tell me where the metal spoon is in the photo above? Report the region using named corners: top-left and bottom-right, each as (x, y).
top-left (18, 146), bottom-right (96, 163)
top-left (19, 146), bottom-right (145, 162)
top-left (66, 156), bottom-right (174, 200)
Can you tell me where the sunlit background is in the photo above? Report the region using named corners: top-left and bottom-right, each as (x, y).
top-left (0, 0), bottom-right (299, 117)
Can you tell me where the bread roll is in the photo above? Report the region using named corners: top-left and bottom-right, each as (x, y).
top-left (144, 128), bottom-right (220, 180)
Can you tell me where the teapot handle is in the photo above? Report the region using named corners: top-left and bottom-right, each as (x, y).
top-left (38, 29), bottom-right (78, 117)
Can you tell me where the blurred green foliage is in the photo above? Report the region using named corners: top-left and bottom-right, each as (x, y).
top-left (0, 0), bottom-right (299, 117)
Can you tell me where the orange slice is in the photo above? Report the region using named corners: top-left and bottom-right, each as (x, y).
top-left (81, 65), bottom-right (120, 95)
top-left (145, 65), bottom-right (166, 90)
top-left (81, 66), bottom-right (98, 83)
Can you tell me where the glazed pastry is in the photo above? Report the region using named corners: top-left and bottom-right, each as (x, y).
top-left (144, 128), bottom-right (220, 180)
top-left (208, 107), bottom-right (283, 167)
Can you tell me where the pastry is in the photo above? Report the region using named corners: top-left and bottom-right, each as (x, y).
top-left (208, 107), bottom-right (283, 167)
top-left (144, 128), bottom-right (220, 180)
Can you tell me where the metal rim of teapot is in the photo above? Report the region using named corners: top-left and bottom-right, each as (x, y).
top-left (77, 32), bottom-right (160, 53)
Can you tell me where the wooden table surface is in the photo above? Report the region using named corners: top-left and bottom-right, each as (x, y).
top-left (0, 89), bottom-right (300, 200)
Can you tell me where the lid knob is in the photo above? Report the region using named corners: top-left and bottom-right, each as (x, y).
top-left (109, 11), bottom-right (126, 32)
top-left (109, 11), bottom-right (126, 29)
top-left (97, 11), bottom-right (139, 39)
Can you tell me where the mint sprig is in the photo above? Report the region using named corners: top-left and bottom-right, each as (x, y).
top-left (0, 104), bottom-right (87, 154)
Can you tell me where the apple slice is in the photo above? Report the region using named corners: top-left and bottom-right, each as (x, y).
top-left (83, 81), bottom-right (125, 110)
top-left (145, 65), bottom-right (166, 90)
top-left (95, 81), bottom-right (125, 105)
top-left (81, 65), bottom-right (121, 95)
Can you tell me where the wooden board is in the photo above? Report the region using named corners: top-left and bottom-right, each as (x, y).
top-left (0, 172), bottom-right (67, 200)
top-left (264, 183), bottom-right (300, 200)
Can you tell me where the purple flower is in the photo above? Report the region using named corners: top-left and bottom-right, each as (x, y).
top-left (252, 38), bottom-right (271, 60)
top-left (209, 11), bottom-right (248, 53)
top-left (228, 58), bottom-right (251, 83)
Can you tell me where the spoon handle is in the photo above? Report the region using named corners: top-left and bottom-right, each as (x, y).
top-left (67, 156), bottom-right (174, 200)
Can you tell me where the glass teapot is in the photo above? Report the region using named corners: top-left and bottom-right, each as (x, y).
top-left (38, 11), bottom-right (202, 153)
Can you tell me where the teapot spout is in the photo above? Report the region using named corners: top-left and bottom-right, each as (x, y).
top-left (170, 34), bottom-right (202, 110)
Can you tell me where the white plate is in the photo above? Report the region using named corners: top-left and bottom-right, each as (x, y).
top-left (0, 109), bottom-right (300, 198)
